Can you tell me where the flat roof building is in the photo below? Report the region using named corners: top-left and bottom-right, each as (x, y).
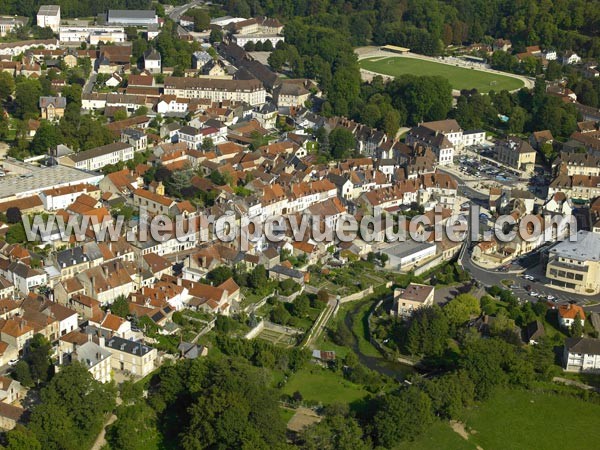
top-left (0, 159), bottom-right (103, 202)
top-left (107, 10), bottom-right (158, 26)
top-left (546, 230), bottom-right (600, 294)
top-left (37, 5), bottom-right (61, 33)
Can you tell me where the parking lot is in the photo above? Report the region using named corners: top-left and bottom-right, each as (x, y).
top-left (455, 149), bottom-right (521, 186)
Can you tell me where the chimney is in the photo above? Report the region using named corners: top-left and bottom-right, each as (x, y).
top-left (103, 266), bottom-right (109, 278)
top-left (87, 333), bottom-right (92, 342)
top-left (99, 336), bottom-right (105, 347)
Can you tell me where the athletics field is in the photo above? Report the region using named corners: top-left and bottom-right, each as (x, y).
top-left (360, 56), bottom-right (525, 93)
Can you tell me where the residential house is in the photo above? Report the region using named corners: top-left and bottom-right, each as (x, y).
top-left (8, 262), bottom-right (47, 295)
top-left (564, 337), bottom-right (600, 372)
top-left (392, 283), bottom-right (434, 317)
top-left (558, 303), bottom-right (585, 329)
top-left (103, 335), bottom-right (157, 376)
top-left (58, 142), bottom-right (134, 171)
top-left (561, 51), bottom-right (581, 65)
top-left (69, 339), bottom-right (112, 383)
top-left (143, 48), bottom-right (161, 74)
top-left (495, 137), bottom-right (537, 173)
top-left (39, 96), bottom-right (66, 121)
top-left (0, 377), bottom-right (24, 404)
top-left (0, 318), bottom-right (34, 352)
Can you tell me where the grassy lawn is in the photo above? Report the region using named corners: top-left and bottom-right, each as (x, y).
top-left (395, 421), bottom-right (476, 450)
top-left (360, 57), bottom-right (524, 92)
top-left (349, 300), bottom-right (382, 358)
top-left (459, 388), bottom-right (600, 449)
top-left (398, 387), bottom-right (600, 449)
top-left (281, 366), bottom-right (368, 405)
top-left (279, 407), bottom-right (296, 424)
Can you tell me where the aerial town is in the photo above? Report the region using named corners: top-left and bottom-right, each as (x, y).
top-left (0, 1), bottom-right (598, 449)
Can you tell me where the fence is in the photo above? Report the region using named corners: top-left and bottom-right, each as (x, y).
top-left (338, 286), bottom-right (374, 303)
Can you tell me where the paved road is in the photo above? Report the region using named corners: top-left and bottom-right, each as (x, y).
top-left (436, 166), bottom-right (488, 203)
top-left (460, 246), bottom-right (600, 308)
top-left (169, 0), bottom-right (203, 20)
top-left (83, 71), bottom-right (97, 94)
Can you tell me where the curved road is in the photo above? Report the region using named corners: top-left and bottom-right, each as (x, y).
top-left (436, 165), bottom-right (600, 311)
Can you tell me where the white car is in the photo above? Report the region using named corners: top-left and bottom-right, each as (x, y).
top-left (530, 291), bottom-right (539, 297)
top-left (546, 295), bottom-right (556, 301)
top-left (8, 359), bottom-right (18, 366)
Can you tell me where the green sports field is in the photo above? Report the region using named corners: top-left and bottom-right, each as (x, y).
top-left (360, 57), bottom-right (524, 93)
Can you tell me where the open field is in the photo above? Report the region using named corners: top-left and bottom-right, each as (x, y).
top-left (282, 366), bottom-right (368, 405)
top-left (397, 387), bottom-right (600, 449)
top-left (360, 57), bottom-right (524, 93)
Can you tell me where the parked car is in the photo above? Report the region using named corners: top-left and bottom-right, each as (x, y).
top-left (8, 359), bottom-right (18, 366)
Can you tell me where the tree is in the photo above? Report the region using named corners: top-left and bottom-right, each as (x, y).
top-left (178, 358), bottom-right (286, 449)
top-left (263, 40), bottom-right (273, 51)
top-left (107, 403), bottom-right (159, 450)
top-left (201, 137), bottom-right (214, 151)
top-left (0, 71), bottom-right (15, 100)
top-left (209, 28), bottom-right (223, 43)
top-left (187, 8), bottom-right (210, 32)
top-left (444, 294), bottom-right (480, 327)
top-left (317, 289), bottom-right (330, 303)
top-left (571, 313), bottom-right (584, 337)
top-left (371, 387), bottom-right (434, 447)
top-left (6, 223), bottom-right (27, 244)
top-left (328, 127), bottom-right (356, 159)
top-left (292, 294), bottom-right (310, 317)
top-left (418, 370), bottom-right (475, 419)
top-left (249, 264), bottom-right (267, 290)
top-left (113, 109), bottom-right (127, 121)
top-left (545, 60), bottom-right (562, 81)
top-left (270, 303), bottom-right (291, 325)
top-left (110, 295), bottom-right (130, 318)
top-left (134, 106), bottom-right (148, 116)
top-left (459, 335), bottom-right (513, 399)
top-left (26, 333), bottom-right (52, 385)
top-left (302, 409), bottom-right (370, 450)
top-left (6, 207), bottom-right (22, 224)
top-left (268, 49), bottom-right (287, 71)
top-left (15, 78), bottom-right (42, 119)
top-left (30, 121), bottom-right (60, 155)
top-left (4, 427), bottom-right (42, 450)
top-left (206, 266), bottom-right (233, 286)
top-left (29, 362), bottom-right (116, 449)
top-left (331, 320), bottom-right (353, 346)
top-left (11, 360), bottom-right (33, 387)
top-left (404, 305), bottom-right (450, 357)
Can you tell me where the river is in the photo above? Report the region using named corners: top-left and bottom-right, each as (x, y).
top-left (343, 300), bottom-right (415, 381)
